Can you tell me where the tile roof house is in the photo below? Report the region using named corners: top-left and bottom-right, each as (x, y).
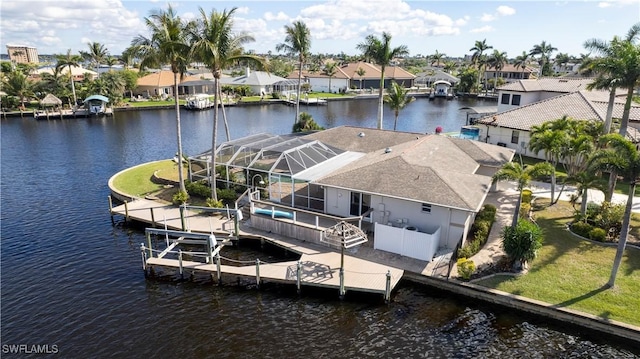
top-left (189, 126), bottom-right (514, 261)
top-left (133, 70), bottom-right (176, 98)
top-left (288, 66), bottom-right (351, 93)
top-left (472, 76), bottom-right (640, 157)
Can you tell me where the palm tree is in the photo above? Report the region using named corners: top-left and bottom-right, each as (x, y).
top-left (105, 57), bottom-right (119, 71)
top-left (356, 67), bottom-right (366, 89)
top-left (384, 81), bottom-right (415, 131)
top-left (130, 5), bottom-right (191, 194)
top-left (430, 50), bottom-right (445, 67)
top-left (530, 41), bottom-right (557, 77)
top-left (554, 52), bottom-right (570, 71)
top-left (529, 120), bottom-right (565, 204)
top-left (566, 171), bottom-right (606, 217)
top-left (323, 62), bottom-right (337, 93)
top-left (443, 61), bottom-right (457, 74)
top-left (120, 47), bottom-right (136, 69)
top-left (512, 51), bottom-right (530, 79)
top-left (276, 21), bottom-right (311, 125)
top-left (492, 161), bottom-right (553, 228)
top-left (356, 32), bottom-right (409, 130)
top-left (584, 23), bottom-right (640, 200)
top-left (588, 134), bottom-right (640, 287)
top-left (469, 39), bottom-right (492, 94)
top-left (2, 69), bottom-right (34, 109)
top-left (487, 50), bottom-right (507, 92)
top-left (189, 7), bottom-right (266, 200)
top-left (86, 42), bottom-right (109, 70)
top-left (55, 49), bottom-right (82, 107)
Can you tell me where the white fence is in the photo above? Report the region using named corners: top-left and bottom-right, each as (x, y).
top-left (374, 223), bottom-right (441, 261)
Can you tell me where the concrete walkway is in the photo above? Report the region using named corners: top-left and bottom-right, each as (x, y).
top-left (461, 180), bottom-right (640, 277)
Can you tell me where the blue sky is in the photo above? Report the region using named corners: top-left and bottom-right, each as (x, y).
top-left (2, 0), bottom-right (639, 59)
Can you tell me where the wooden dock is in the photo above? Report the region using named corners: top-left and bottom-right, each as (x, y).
top-left (111, 198), bottom-right (404, 298)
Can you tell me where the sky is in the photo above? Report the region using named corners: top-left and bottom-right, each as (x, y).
top-left (1, 0), bottom-right (639, 59)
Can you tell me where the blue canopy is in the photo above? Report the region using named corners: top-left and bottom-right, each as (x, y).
top-left (83, 95), bottom-right (109, 103)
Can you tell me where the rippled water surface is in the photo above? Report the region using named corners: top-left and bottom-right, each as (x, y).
top-left (2, 99), bottom-right (638, 358)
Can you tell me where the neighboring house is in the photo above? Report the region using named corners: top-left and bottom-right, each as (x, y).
top-left (495, 77), bottom-right (595, 112)
top-left (288, 67), bottom-right (351, 93)
top-left (473, 89), bottom-right (640, 158)
top-left (297, 61), bottom-right (416, 91)
top-left (414, 68), bottom-right (459, 89)
top-left (484, 63), bottom-right (536, 84)
top-left (133, 70), bottom-right (176, 98)
top-left (552, 62), bottom-right (581, 76)
top-left (220, 68), bottom-right (290, 96)
top-left (32, 65), bottom-right (98, 82)
top-left (189, 126), bottom-right (514, 261)
top-left (177, 76), bottom-right (215, 96)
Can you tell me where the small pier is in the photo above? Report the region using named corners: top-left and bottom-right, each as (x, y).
top-left (110, 197), bottom-right (404, 300)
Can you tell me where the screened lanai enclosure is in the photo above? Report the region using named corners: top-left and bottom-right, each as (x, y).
top-left (189, 133), bottom-right (353, 211)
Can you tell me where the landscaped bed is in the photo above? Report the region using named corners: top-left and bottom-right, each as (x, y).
top-left (474, 200), bottom-right (640, 327)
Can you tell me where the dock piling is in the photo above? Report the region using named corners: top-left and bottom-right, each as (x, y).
top-left (385, 270), bottom-right (391, 303)
top-left (339, 268), bottom-right (345, 299)
top-left (140, 244), bottom-right (147, 271)
top-left (296, 260), bottom-right (302, 294)
top-left (124, 201), bottom-right (129, 223)
top-left (108, 195), bottom-right (114, 225)
top-left (179, 204), bottom-right (186, 231)
top-left (255, 259), bottom-right (261, 289)
top-left (216, 253), bottom-right (222, 285)
top-left (150, 207), bottom-right (156, 228)
top-left (178, 250), bottom-right (184, 279)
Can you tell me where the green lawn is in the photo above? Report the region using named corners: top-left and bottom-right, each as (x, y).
top-left (475, 201), bottom-right (640, 326)
top-left (112, 160), bottom-right (184, 197)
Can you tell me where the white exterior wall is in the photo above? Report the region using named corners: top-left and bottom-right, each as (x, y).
top-left (474, 124), bottom-right (544, 159)
top-left (324, 187), bottom-right (474, 249)
top-left (496, 91), bottom-right (541, 112)
top-left (308, 78), bottom-right (349, 93)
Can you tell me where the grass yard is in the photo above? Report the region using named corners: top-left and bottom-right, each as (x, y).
top-left (475, 201), bottom-right (640, 326)
top-left (112, 160), bottom-right (185, 197)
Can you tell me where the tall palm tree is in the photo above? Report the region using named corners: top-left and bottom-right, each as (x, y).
top-left (529, 120), bottom-right (565, 204)
top-left (323, 61), bottom-right (337, 93)
top-left (276, 21), bottom-right (311, 125)
top-left (86, 42), bottom-right (109, 70)
top-left (55, 49), bottom-right (82, 106)
top-left (530, 41), bottom-right (557, 77)
top-left (566, 171), bottom-right (607, 217)
top-left (584, 23), bottom-right (640, 201)
top-left (588, 134), bottom-right (640, 287)
top-left (512, 51), bottom-right (530, 79)
top-left (356, 32), bottom-right (409, 130)
top-left (492, 161), bottom-right (553, 228)
top-left (384, 81), bottom-right (415, 131)
top-left (469, 39), bottom-right (492, 94)
top-left (443, 61), bottom-right (457, 74)
top-left (487, 50), bottom-right (507, 92)
top-left (189, 7), bottom-right (266, 200)
top-left (430, 50), bottom-right (445, 67)
top-left (356, 67), bottom-right (366, 89)
top-left (130, 5), bottom-right (191, 193)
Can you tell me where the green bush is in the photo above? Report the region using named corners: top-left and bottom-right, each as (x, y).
top-left (519, 203), bottom-right (531, 219)
top-left (217, 188), bottom-right (237, 205)
top-left (589, 227), bottom-right (608, 242)
top-left (476, 204), bottom-right (496, 222)
top-left (473, 221), bottom-right (490, 242)
top-left (521, 189), bottom-right (533, 204)
top-left (185, 180), bottom-right (210, 198)
top-left (571, 221), bottom-right (594, 238)
top-left (457, 258), bottom-right (476, 281)
top-left (459, 205), bottom-right (497, 258)
top-left (501, 219), bottom-right (543, 264)
top-left (172, 190), bottom-right (189, 205)
top-left (206, 198), bottom-right (223, 208)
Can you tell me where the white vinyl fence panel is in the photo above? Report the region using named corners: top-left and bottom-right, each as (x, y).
top-left (374, 223), bottom-right (441, 261)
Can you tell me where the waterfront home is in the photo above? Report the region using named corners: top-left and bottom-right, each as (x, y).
top-left (414, 68), bottom-right (459, 90)
top-left (133, 70), bottom-right (176, 99)
top-left (188, 126), bottom-right (514, 261)
top-left (288, 67), bottom-right (351, 94)
top-left (220, 68), bottom-right (293, 97)
top-left (32, 65), bottom-right (97, 82)
top-left (342, 61), bottom-right (416, 90)
top-left (484, 63), bottom-right (536, 84)
top-left (472, 89), bottom-right (640, 158)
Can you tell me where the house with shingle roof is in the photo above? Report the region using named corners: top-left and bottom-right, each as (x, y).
top-left (288, 66), bottom-right (351, 93)
top-left (484, 63), bottom-right (536, 84)
top-left (189, 126), bottom-right (513, 261)
top-left (221, 68), bottom-right (290, 96)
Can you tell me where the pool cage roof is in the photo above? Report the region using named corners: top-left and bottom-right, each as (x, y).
top-left (192, 133), bottom-right (345, 176)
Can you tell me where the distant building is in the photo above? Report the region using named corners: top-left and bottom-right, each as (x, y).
top-left (6, 45), bottom-right (39, 64)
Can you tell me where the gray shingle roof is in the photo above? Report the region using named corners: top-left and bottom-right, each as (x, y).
top-left (315, 134), bottom-right (514, 211)
top-left (303, 126), bottom-right (426, 153)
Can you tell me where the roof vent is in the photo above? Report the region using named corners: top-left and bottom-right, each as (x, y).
top-left (358, 132), bottom-right (365, 137)
top-left (384, 147), bottom-right (392, 153)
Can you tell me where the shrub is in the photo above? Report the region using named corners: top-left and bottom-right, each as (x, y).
top-left (172, 190), bottom-right (189, 205)
top-left (217, 188), bottom-right (237, 205)
top-left (501, 220), bottom-right (543, 265)
top-left (521, 189), bottom-right (533, 204)
top-left (185, 180), bottom-right (210, 198)
top-left (589, 227), bottom-right (608, 242)
top-left (519, 203), bottom-right (531, 219)
top-left (206, 198), bottom-right (223, 208)
top-left (457, 258), bottom-right (476, 281)
top-left (476, 204), bottom-right (497, 222)
top-left (473, 221), bottom-right (490, 242)
top-left (571, 221), bottom-right (594, 238)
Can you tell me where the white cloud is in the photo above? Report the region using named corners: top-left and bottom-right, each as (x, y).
top-left (481, 13), bottom-right (496, 22)
top-left (264, 11), bottom-right (289, 21)
top-left (236, 7), bottom-right (250, 15)
top-left (497, 5), bottom-right (516, 16)
top-left (598, 1), bottom-right (612, 7)
top-left (470, 26), bottom-right (494, 33)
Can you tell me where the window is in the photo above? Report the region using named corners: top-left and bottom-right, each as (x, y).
top-left (421, 203), bottom-right (432, 213)
top-left (511, 130), bottom-right (519, 144)
top-left (511, 94), bottom-right (521, 106)
top-left (350, 192), bottom-right (371, 216)
top-left (501, 94), bottom-right (510, 104)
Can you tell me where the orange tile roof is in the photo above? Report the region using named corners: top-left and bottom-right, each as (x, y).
top-left (136, 70), bottom-right (176, 87)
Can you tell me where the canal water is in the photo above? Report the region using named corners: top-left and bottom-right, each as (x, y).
top-left (2, 98), bottom-right (638, 358)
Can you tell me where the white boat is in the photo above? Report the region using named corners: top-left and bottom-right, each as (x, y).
top-left (83, 94), bottom-right (110, 115)
top-left (184, 94), bottom-right (214, 110)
